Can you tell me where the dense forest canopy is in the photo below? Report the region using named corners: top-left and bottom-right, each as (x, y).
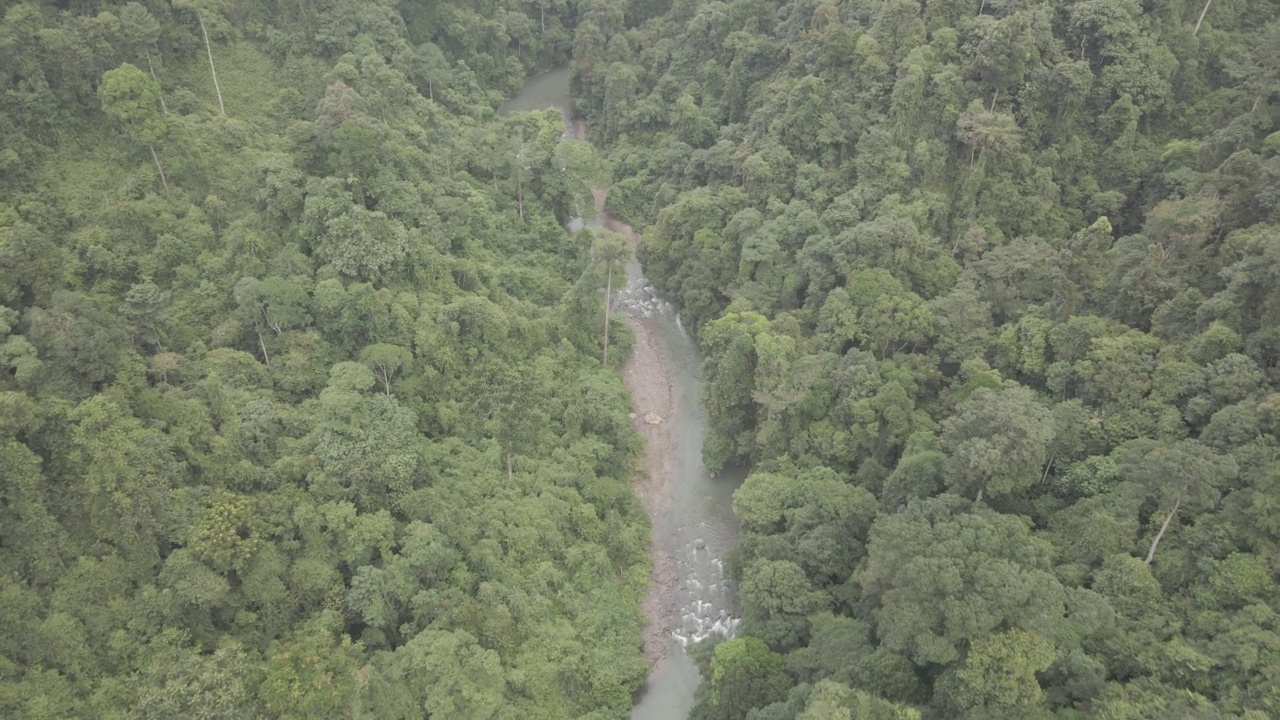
top-left (6, 0), bottom-right (1280, 717)
top-left (572, 0), bottom-right (1280, 718)
top-left (0, 0), bottom-right (652, 718)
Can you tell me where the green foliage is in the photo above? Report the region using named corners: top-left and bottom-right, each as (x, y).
top-left (7, 0), bottom-right (1280, 716)
top-left (857, 496), bottom-right (1067, 666)
top-left (934, 630), bottom-right (1056, 718)
top-left (0, 2), bottom-right (646, 717)
top-left (696, 636), bottom-right (790, 720)
top-left (578, 0), bottom-right (1280, 714)
top-left (940, 382), bottom-right (1055, 501)
top-left (98, 63), bottom-right (166, 146)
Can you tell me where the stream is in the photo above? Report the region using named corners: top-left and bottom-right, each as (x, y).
top-left (501, 68), bottom-right (746, 719)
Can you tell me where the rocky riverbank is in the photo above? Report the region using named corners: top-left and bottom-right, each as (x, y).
top-left (587, 169), bottom-right (678, 671)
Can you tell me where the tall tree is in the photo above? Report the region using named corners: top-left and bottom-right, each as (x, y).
top-left (98, 63), bottom-right (169, 192)
top-left (857, 495), bottom-right (1068, 666)
top-left (940, 382), bottom-right (1055, 502)
top-left (593, 229), bottom-right (629, 366)
top-left (1115, 439), bottom-right (1238, 565)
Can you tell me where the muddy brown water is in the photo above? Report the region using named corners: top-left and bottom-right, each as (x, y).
top-left (501, 68), bottom-right (746, 719)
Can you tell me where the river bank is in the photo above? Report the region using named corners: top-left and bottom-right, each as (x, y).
top-left (579, 121), bottom-right (677, 672)
top-left (621, 316), bottom-right (680, 670)
top-left (505, 69), bottom-right (743, 718)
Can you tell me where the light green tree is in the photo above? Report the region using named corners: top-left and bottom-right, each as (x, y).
top-left (98, 63), bottom-right (169, 191)
top-left (593, 229), bottom-right (629, 366)
top-left (935, 630), bottom-right (1056, 718)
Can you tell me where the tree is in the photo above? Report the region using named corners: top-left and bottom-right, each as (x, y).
top-left (98, 63), bottom-right (169, 191)
top-left (928, 280), bottom-right (994, 366)
top-left (173, 0), bottom-right (226, 114)
top-left (301, 178), bottom-right (409, 282)
top-left (312, 206), bottom-right (410, 282)
top-left (24, 291), bottom-right (130, 395)
top-left (593, 230), bottom-right (629, 366)
top-left (935, 630), bottom-right (1056, 718)
top-left (234, 276), bottom-right (312, 367)
top-left (797, 680), bottom-right (923, 720)
top-left (734, 466), bottom-right (879, 583)
top-left (65, 394), bottom-right (183, 566)
top-left (1051, 216), bottom-right (1114, 320)
top-left (552, 139), bottom-right (609, 218)
top-left (861, 291), bottom-right (934, 360)
top-left (856, 495), bottom-right (1067, 666)
top-left (882, 431), bottom-right (948, 510)
top-left (0, 438), bottom-right (65, 586)
top-left (955, 99), bottom-right (1023, 168)
top-left (961, 238), bottom-right (1057, 325)
top-left (740, 559), bottom-right (825, 651)
top-left (187, 490), bottom-right (261, 574)
top-left (472, 355), bottom-right (556, 483)
top-left (120, 280), bottom-right (172, 352)
top-left (1227, 20), bottom-right (1280, 112)
top-left (358, 343), bottom-right (412, 396)
top-left (700, 311), bottom-right (771, 470)
top-left (308, 362), bottom-right (421, 509)
top-left (940, 382), bottom-right (1054, 502)
top-left (133, 640), bottom-right (258, 720)
top-left (1114, 440), bottom-right (1237, 565)
top-left (694, 636), bottom-right (790, 720)
top-left (393, 629), bottom-right (505, 720)
top-left (258, 613), bottom-right (365, 720)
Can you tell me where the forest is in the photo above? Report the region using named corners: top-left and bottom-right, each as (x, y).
top-left (572, 0), bottom-right (1280, 717)
top-left (0, 0), bottom-right (652, 717)
top-left (4, 0), bottom-right (1280, 718)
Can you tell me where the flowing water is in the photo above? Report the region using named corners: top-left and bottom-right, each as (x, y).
top-left (502, 69), bottom-right (746, 718)
top-left (618, 270), bottom-right (747, 720)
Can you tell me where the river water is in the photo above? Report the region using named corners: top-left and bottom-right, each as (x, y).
top-left (619, 271), bottom-right (747, 720)
top-left (501, 69), bottom-right (745, 719)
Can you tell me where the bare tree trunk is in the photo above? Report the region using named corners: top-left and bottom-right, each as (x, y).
top-left (989, 89), bottom-right (999, 112)
top-left (145, 51), bottom-right (168, 115)
top-left (256, 330), bottom-right (271, 366)
top-left (1145, 497), bottom-right (1181, 565)
top-left (1193, 0), bottom-right (1213, 35)
top-left (975, 485), bottom-right (984, 504)
top-left (506, 452), bottom-right (514, 484)
top-left (149, 145), bottom-right (169, 193)
top-left (198, 11), bottom-right (226, 115)
top-left (1040, 453), bottom-right (1055, 485)
top-left (602, 264), bottom-right (613, 365)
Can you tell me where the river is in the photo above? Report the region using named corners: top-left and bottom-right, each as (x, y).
top-left (500, 69), bottom-right (746, 719)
